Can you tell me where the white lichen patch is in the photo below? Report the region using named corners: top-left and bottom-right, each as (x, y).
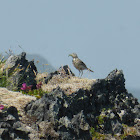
top-left (42, 75), bottom-right (96, 94)
top-left (0, 87), bottom-right (36, 116)
top-left (36, 72), bottom-right (48, 82)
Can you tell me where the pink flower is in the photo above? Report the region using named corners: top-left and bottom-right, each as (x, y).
top-left (21, 83), bottom-right (27, 91)
top-left (0, 105), bottom-right (4, 110)
top-left (21, 83), bottom-right (33, 91)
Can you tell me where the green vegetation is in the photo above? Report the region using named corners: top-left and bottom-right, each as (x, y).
top-left (96, 108), bottom-right (108, 127)
top-left (21, 83), bottom-right (45, 99)
top-left (0, 54), bottom-right (7, 87)
top-left (119, 124), bottom-right (137, 140)
top-left (0, 54), bottom-right (23, 88)
top-left (97, 114), bottom-right (105, 125)
top-left (90, 127), bottom-right (106, 140)
top-left (90, 124), bottom-right (137, 140)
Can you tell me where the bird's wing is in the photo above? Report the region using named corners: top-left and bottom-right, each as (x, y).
top-left (77, 59), bottom-right (87, 69)
top-left (79, 60), bottom-right (87, 67)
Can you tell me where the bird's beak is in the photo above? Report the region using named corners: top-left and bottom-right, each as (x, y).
top-left (68, 54), bottom-right (71, 57)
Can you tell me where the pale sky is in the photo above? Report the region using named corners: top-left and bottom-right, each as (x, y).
top-left (0, 1), bottom-right (140, 99)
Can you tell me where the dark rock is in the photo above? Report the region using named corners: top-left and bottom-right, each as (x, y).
top-left (106, 69), bottom-right (126, 93)
top-left (58, 65), bottom-right (75, 76)
top-left (57, 110), bottom-right (91, 140)
top-left (45, 65), bottom-right (74, 84)
top-left (13, 125), bottom-right (30, 139)
top-left (71, 111), bottom-right (90, 136)
top-left (0, 106), bottom-right (30, 140)
top-left (124, 135), bottom-right (140, 140)
top-left (45, 70), bottom-right (58, 84)
top-left (25, 87), bottom-right (92, 139)
top-left (100, 110), bottom-right (123, 134)
top-left (0, 128), bottom-right (11, 140)
top-left (7, 106), bottom-right (19, 121)
top-left (0, 122), bottom-right (11, 129)
top-left (25, 69), bottom-right (140, 139)
top-left (4, 52), bottom-right (37, 90)
top-left (132, 105), bottom-right (140, 119)
top-left (25, 87), bottom-right (69, 123)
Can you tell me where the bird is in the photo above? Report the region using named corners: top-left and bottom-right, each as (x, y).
top-left (69, 53), bottom-right (94, 77)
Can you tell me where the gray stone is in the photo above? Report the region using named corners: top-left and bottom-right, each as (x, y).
top-left (3, 52), bottom-right (37, 90)
top-left (0, 106), bottom-right (30, 140)
top-left (132, 105), bottom-right (140, 118)
top-left (37, 121), bottom-right (59, 139)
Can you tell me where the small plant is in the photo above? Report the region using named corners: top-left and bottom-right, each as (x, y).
top-left (0, 54), bottom-right (7, 87)
top-left (21, 82), bottom-right (44, 99)
top-left (97, 115), bottom-right (105, 125)
top-left (90, 127), bottom-right (96, 136)
top-left (90, 127), bottom-right (106, 140)
top-left (97, 111), bottom-right (107, 126)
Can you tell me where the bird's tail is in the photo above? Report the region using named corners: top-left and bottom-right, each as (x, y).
top-left (87, 68), bottom-right (94, 72)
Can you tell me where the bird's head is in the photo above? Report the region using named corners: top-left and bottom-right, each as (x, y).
top-left (68, 53), bottom-right (78, 58)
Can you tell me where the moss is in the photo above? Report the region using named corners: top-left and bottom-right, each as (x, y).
top-left (122, 123), bottom-right (128, 128)
top-left (90, 127), bottom-right (106, 140)
top-left (97, 109), bottom-right (107, 125)
top-left (97, 115), bottom-right (105, 125)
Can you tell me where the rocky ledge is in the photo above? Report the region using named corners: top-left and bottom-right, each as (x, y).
top-left (0, 68), bottom-right (140, 140)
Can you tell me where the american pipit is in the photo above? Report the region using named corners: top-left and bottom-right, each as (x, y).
top-left (69, 53), bottom-right (94, 77)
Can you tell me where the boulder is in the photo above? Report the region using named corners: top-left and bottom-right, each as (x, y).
top-left (25, 69), bottom-right (140, 139)
top-left (3, 52), bottom-right (37, 90)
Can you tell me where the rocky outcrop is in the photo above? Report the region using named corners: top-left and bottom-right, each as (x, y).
top-left (25, 69), bottom-right (140, 139)
top-left (3, 52), bottom-right (37, 90)
top-left (0, 106), bottom-right (31, 140)
top-left (45, 65), bottom-right (75, 84)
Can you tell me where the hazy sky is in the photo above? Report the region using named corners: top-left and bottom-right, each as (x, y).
top-left (0, 1), bottom-right (140, 99)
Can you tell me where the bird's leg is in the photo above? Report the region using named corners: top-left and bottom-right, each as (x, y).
top-left (79, 70), bottom-right (81, 77)
top-left (81, 70), bottom-right (83, 77)
top-left (79, 70), bottom-right (83, 78)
